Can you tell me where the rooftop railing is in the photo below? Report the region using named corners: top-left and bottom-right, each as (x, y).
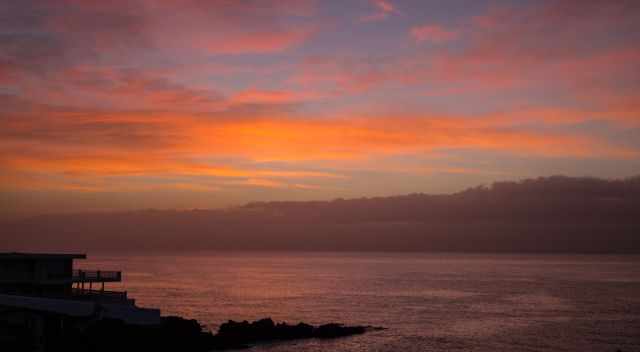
top-left (72, 269), bottom-right (122, 283)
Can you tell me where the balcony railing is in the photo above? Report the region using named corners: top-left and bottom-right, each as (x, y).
top-left (71, 288), bottom-right (133, 304)
top-left (73, 269), bottom-right (122, 283)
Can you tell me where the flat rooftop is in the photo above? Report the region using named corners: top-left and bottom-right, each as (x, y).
top-left (0, 252), bottom-right (86, 260)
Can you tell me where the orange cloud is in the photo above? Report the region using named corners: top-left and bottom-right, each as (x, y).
top-left (1, 96), bottom-right (637, 195)
top-left (0, 155), bottom-right (344, 180)
top-left (235, 178), bottom-right (285, 189)
top-left (2, 102), bottom-right (635, 168)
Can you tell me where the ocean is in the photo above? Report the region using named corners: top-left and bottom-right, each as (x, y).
top-left (81, 252), bottom-right (640, 351)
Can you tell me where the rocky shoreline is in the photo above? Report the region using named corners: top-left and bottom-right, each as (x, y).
top-left (41, 316), bottom-right (383, 351)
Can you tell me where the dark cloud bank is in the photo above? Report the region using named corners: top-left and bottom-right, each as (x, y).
top-left (2, 175), bottom-right (639, 253)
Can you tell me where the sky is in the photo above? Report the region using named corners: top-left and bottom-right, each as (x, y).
top-left (1, 0), bottom-right (639, 219)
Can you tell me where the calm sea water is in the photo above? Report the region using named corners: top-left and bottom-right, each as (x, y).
top-left (81, 253), bottom-right (640, 351)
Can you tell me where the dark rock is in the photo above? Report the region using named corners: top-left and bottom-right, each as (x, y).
top-left (314, 323), bottom-right (366, 338)
top-left (36, 315), bottom-right (381, 351)
top-left (213, 317), bottom-right (378, 348)
top-left (277, 321), bottom-right (314, 339)
top-left (216, 318), bottom-right (277, 343)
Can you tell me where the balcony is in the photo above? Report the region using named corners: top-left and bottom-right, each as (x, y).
top-left (72, 270), bottom-right (122, 283)
top-left (71, 288), bottom-right (134, 305)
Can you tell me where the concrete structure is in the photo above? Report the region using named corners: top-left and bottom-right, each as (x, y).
top-left (0, 253), bottom-right (160, 350)
top-left (0, 253), bottom-right (86, 297)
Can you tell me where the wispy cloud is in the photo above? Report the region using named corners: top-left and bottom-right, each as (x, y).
top-left (360, 0), bottom-right (398, 22)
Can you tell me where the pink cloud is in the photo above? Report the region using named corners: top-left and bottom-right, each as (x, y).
top-left (292, 0), bottom-right (640, 126)
top-left (231, 89), bottom-right (320, 105)
top-left (361, 0), bottom-right (398, 22)
top-left (139, 1), bottom-right (317, 55)
top-left (204, 28), bottom-right (313, 54)
top-left (410, 25), bottom-right (459, 43)
top-left (45, 67), bottom-right (225, 111)
top-left (292, 56), bottom-right (397, 94)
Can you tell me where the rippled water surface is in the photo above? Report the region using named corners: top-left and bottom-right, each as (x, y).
top-left (82, 253), bottom-right (640, 351)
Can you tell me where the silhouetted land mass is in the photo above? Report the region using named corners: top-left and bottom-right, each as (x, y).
top-left (7, 316), bottom-right (377, 351)
top-left (2, 175), bottom-right (640, 253)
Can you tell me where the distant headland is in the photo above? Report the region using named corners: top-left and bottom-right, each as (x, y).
top-left (2, 175), bottom-right (640, 253)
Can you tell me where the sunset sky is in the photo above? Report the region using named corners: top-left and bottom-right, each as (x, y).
top-left (1, 0), bottom-right (639, 219)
